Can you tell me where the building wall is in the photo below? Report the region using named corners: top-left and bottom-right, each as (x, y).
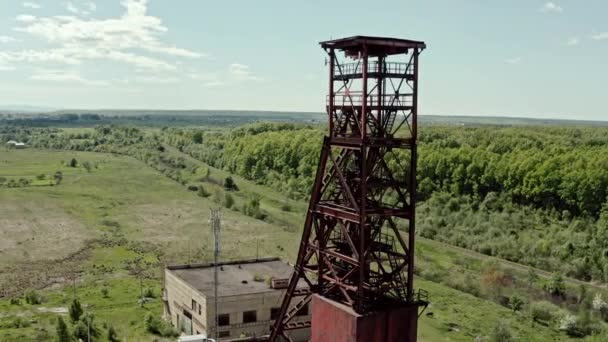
top-left (164, 269), bottom-right (310, 341)
top-left (164, 270), bottom-right (208, 336)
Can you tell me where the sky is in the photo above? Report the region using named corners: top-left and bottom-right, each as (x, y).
top-left (0, 0), bottom-right (606, 120)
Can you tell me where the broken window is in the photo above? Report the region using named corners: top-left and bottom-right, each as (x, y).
top-left (243, 310), bottom-right (257, 323)
top-left (218, 314), bottom-right (230, 326)
top-left (270, 307), bottom-right (280, 320)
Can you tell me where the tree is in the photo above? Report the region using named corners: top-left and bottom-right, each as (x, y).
top-left (69, 298), bottom-right (83, 322)
top-left (55, 316), bottom-right (70, 342)
top-left (224, 176), bottom-right (237, 191)
top-left (82, 161), bottom-right (91, 172)
top-left (192, 131), bottom-right (203, 144)
top-left (73, 313), bottom-right (99, 341)
top-left (544, 272), bottom-right (566, 297)
top-left (107, 325), bottom-right (119, 342)
top-left (70, 158), bottom-right (78, 168)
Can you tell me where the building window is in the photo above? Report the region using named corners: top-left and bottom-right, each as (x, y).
top-left (270, 307), bottom-right (280, 320)
top-left (296, 304), bottom-right (308, 316)
top-left (198, 303), bottom-right (202, 315)
top-left (243, 310), bottom-right (257, 323)
top-left (218, 314), bottom-right (230, 326)
top-left (219, 331), bottom-right (230, 338)
top-left (191, 299), bottom-right (197, 311)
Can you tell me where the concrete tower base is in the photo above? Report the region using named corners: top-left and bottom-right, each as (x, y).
top-left (311, 294), bottom-right (418, 342)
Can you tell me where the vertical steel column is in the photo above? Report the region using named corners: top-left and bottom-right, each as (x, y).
top-left (328, 49), bottom-right (335, 136)
top-left (361, 46), bottom-right (368, 139)
top-left (406, 49), bottom-right (419, 301)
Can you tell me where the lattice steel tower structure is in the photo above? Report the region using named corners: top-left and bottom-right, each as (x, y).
top-left (270, 36), bottom-right (427, 342)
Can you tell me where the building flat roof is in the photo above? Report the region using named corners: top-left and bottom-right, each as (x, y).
top-left (320, 35), bottom-right (426, 56)
top-left (167, 258), bottom-right (300, 298)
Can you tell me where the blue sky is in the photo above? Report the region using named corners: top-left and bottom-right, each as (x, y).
top-left (0, 1), bottom-right (606, 120)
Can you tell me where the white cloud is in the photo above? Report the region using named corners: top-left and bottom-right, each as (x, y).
top-left (16, 15), bottom-right (37, 23)
top-left (504, 57), bottom-right (522, 64)
top-left (66, 2), bottom-right (79, 14)
top-left (540, 2), bottom-right (563, 13)
top-left (0, 36), bottom-right (20, 43)
top-left (566, 37), bottom-right (579, 46)
top-left (203, 81), bottom-right (225, 88)
top-left (23, 2), bottom-right (41, 9)
top-left (0, 50), bottom-right (80, 64)
top-left (30, 70), bottom-right (109, 86)
top-left (0, 65), bottom-right (17, 71)
top-left (591, 32), bottom-right (608, 41)
top-left (8, 0), bottom-right (203, 72)
top-left (229, 63), bottom-right (262, 81)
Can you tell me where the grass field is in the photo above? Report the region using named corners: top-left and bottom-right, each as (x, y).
top-left (1, 146), bottom-right (607, 341)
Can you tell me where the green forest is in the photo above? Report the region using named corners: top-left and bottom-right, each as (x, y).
top-left (3, 122), bottom-right (608, 285)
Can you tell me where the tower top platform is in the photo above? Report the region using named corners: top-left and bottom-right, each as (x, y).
top-left (320, 35), bottom-right (426, 56)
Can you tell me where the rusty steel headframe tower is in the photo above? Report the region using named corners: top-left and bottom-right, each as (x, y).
top-left (270, 36), bottom-right (427, 342)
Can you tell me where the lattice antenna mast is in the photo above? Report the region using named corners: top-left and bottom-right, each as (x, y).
top-left (209, 208), bottom-right (222, 341)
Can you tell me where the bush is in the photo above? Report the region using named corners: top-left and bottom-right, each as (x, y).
top-left (144, 313), bottom-right (178, 337)
top-left (280, 203), bottom-right (291, 212)
top-left (143, 287), bottom-right (155, 298)
top-left (24, 290), bottom-right (42, 305)
top-left (107, 324), bottom-right (119, 342)
top-left (197, 185), bottom-right (210, 198)
top-left (187, 184), bottom-right (199, 191)
top-left (509, 294), bottom-right (524, 312)
top-left (101, 287), bottom-right (109, 298)
top-left (9, 297), bottom-right (21, 305)
top-left (224, 193), bottom-right (235, 209)
top-left (530, 301), bottom-right (560, 323)
top-left (490, 320), bottom-right (514, 342)
top-left (70, 158), bottom-right (78, 167)
top-left (559, 314), bottom-right (584, 337)
top-left (544, 272), bottom-right (566, 297)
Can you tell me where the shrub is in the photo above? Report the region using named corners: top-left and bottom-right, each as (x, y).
top-left (9, 297), bottom-right (21, 305)
top-left (197, 185), bottom-right (210, 197)
top-left (224, 193), bottom-right (235, 209)
top-left (101, 287), bottom-right (109, 298)
top-left (187, 184), bottom-right (199, 191)
top-left (280, 203), bottom-right (291, 212)
top-left (490, 320), bottom-right (514, 342)
top-left (530, 301), bottom-right (560, 323)
top-left (144, 313), bottom-right (178, 337)
top-left (509, 294), bottom-right (524, 312)
top-left (24, 290), bottom-right (42, 305)
top-left (108, 324), bottom-right (119, 342)
top-left (559, 314), bottom-right (583, 337)
top-left (36, 174), bottom-right (46, 180)
top-left (544, 272), bottom-right (566, 297)
top-left (143, 287), bottom-right (155, 298)
top-left (70, 158), bottom-right (78, 167)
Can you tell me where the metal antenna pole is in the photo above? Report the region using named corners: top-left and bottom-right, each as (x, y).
top-left (210, 208), bottom-right (221, 341)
